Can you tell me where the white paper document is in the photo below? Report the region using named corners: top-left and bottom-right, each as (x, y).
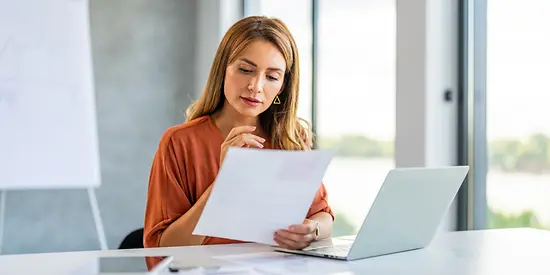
top-left (193, 147), bottom-right (333, 245)
top-left (213, 252), bottom-right (350, 274)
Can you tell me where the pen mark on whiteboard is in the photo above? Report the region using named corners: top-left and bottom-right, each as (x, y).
top-left (0, 37), bottom-right (12, 63)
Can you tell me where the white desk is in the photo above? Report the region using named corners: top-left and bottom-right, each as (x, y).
top-left (1, 228), bottom-right (549, 275)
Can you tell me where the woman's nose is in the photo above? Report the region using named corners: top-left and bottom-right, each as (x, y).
top-left (248, 75), bottom-right (264, 93)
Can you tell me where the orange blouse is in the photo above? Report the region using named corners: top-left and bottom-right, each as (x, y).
top-left (143, 116), bottom-right (334, 268)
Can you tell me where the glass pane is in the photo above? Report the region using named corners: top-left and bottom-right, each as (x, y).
top-left (317, 0), bottom-right (396, 236)
top-left (244, 0), bottom-right (312, 123)
top-left (486, 0), bottom-right (550, 230)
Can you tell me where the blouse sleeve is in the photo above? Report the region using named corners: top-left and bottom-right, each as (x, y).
top-left (306, 183), bottom-right (335, 220)
top-left (143, 132), bottom-right (191, 248)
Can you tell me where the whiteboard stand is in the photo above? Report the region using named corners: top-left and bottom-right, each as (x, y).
top-left (0, 0), bottom-right (106, 255)
top-left (0, 188), bottom-right (108, 254)
top-left (87, 187), bottom-right (108, 251)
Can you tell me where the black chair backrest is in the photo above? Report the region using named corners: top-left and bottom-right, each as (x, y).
top-left (119, 228), bottom-right (144, 249)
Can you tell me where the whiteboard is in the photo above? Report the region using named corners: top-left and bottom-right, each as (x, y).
top-left (0, 0), bottom-right (100, 189)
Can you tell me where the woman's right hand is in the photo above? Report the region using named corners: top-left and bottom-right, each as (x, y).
top-left (220, 126), bottom-right (265, 165)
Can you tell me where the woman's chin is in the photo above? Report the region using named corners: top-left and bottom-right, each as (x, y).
top-left (237, 109), bottom-right (261, 118)
top-left (235, 106), bottom-right (263, 118)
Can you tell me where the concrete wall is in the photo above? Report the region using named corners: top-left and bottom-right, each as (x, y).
top-left (3, 0), bottom-right (197, 253)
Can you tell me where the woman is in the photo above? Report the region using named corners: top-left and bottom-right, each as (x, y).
top-left (143, 15), bottom-right (334, 261)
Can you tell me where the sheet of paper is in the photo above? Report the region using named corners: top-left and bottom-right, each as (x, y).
top-left (193, 147), bottom-right (333, 246)
top-left (213, 252), bottom-right (350, 275)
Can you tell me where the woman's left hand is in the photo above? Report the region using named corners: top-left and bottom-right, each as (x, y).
top-left (274, 219), bottom-right (318, 250)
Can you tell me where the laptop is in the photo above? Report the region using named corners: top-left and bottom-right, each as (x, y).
top-left (274, 166), bottom-right (469, 260)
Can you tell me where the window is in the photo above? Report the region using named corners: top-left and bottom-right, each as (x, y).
top-left (244, 0), bottom-right (397, 236)
top-left (486, 0), bottom-right (550, 229)
top-left (316, 0), bottom-right (396, 236)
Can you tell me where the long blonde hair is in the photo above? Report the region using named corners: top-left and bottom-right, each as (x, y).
top-left (186, 16), bottom-right (311, 150)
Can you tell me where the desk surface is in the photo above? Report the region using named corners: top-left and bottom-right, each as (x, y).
top-left (1, 228), bottom-right (549, 275)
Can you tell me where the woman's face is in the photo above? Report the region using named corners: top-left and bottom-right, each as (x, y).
top-left (223, 40), bottom-right (287, 118)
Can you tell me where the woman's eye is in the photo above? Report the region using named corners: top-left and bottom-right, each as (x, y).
top-left (267, 75), bottom-right (279, 81)
top-left (239, 68), bottom-right (253, 73)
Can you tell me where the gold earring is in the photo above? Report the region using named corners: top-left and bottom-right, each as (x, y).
top-left (273, 95), bottom-right (281, 105)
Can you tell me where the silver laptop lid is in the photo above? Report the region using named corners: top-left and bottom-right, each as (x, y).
top-left (347, 166), bottom-right (469, 260)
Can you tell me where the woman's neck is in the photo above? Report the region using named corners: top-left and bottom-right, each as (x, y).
top-left (211, 104), bottom-right (263, 138)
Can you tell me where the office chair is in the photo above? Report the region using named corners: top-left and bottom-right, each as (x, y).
top-left (118, 228), bottom-right (144, 249)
